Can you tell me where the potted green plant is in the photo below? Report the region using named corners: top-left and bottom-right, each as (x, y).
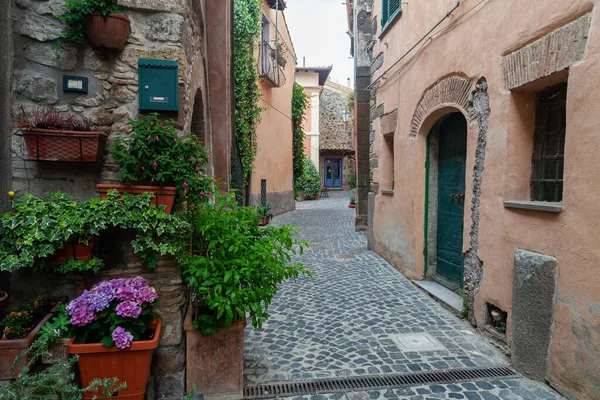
top-left (0, 296), bottom-right (58, 380)
top-left (349, 195), bottom-right (356, 208)
top-left (0, 191), bottom-right (190, 272)
top-left (178, 194), bottom-right (310, 398)
top-left (65, 277), bottom-right (161, 399)
top-left (256, 204), bottom-right (273, 226)
top-left (297, 158), bottom-right (322, 200)
top-left (99, 113), bottom-right (213, 214)
top-left (274, 40), bottom-right (287, 67)
top-left (15, 106), bottom-right (107, 163)
top-left (56, 0), bottom-right (130, 51)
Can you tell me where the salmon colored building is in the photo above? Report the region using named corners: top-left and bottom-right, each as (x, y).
top-left (355, 0), bottom-right (600, 398)
top-left (250, 0), bottom-right (298, 215)
top-left (295, 66), bottom-right (332, 168)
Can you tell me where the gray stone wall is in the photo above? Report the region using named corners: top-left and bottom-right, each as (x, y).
top-left (10, 0), bottom-right (210, 202)
top-left (0, 0), bottom-right (12, 214)
top-left (319, 83), bottom-right (354, 152)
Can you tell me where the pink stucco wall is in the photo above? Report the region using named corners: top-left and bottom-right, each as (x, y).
top-left (369, 1), bottom-right (600, 398)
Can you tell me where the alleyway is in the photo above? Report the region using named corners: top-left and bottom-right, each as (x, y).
top-left (244, 191), bottom-right (563, 399)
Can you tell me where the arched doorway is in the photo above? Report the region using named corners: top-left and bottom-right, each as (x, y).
top-left (427, 112), bottom-right (467, 290)
top-left (191, 88), bottom-right (206, 148)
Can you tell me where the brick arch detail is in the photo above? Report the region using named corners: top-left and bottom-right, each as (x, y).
top-left (410, 75), bottom-right (473, 138)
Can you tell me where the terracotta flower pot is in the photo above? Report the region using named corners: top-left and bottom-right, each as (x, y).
top-left (0, 291), bottom-right (7, 317)
top-left (96, 184), bottom-right (177, 214)
top-left (68, 319), bottom-right (161, 400)
top-left (84, 13), bottom-right (130, 51)
top-left (0, 312), bottom-right (53, 380)
top-left (184, 308), bottom-right (246, 399)
top-left (349, 203), bottom-right (356, 208)
top-left (22, 128), bottom-right (107, 162)
top-left (258, 216), bottom-right (270, 226)
top-left (53, 237), bottom-right (97, 265)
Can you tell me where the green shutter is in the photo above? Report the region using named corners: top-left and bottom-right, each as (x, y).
top-left (382, 0), bottom-right (402, 28)
top-left (381, 0), bottom-right (389, 27)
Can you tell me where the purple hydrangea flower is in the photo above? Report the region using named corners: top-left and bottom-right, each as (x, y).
top-left (115, 300), bottom-right (142, 319)
top-left (136, 286), bottom-right (158, 304)
top-left (112, 327), bottom-right (134, 349)
top-left (116, 286), bottom-right (137, 302)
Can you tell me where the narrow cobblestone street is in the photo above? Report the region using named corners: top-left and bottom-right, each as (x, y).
top-left (244, 191), bottom-right (563, 399)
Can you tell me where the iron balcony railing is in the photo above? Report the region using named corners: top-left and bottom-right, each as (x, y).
top-left (259, 41), bottom-right (286, 88)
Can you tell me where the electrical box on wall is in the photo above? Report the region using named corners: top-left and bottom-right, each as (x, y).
top-left (138, 59), bottom-right (179, 111)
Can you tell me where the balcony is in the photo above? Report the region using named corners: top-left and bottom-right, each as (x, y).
top-left (260, 41), bottom-right (286, 88)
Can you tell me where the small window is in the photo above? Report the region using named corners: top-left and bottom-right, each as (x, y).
top-left (381, 0), bottom-right (402, 28)
top-left (383, 134), bottom-right (394, 190)
top-left (531, 83), bottom-right (567, 202)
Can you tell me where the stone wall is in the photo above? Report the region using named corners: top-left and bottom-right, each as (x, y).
top-left (319, 81), bottom-right (354, 153)
top-left (10, 0), bottom-right (211, 201)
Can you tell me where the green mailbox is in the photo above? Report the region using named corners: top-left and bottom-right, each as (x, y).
top-left (138, 59), bottom-right (179, 111)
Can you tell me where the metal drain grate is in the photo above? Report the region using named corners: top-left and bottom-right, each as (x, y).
top-left (244, 366), bottom-right (519, 399)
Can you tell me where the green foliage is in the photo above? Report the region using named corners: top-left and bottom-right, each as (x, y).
top-left (55, 0), bottom-right (121, 46)
top-left (275, 41), bottom-right (287, 67)
top-left (296, 158), bottom-right (322, 199)
top-left (178, 193), bottom-right (310, 335)
top-left (349, 195), bottom-right (356, 204)
top-left (111, 113), bottom-right (214, 204)
top-left (0, 328), bottom-right (125, 400)
top-left (1, 296), bottom-right (49, 340)
top-left (348, 171), bottom-right (357, 189)
top-left (233, 0), bottom-right (263, 184)
top-left (56, 258), bottom-right (105, 274)
top-left (292, 83), bottom-right (310, 194)
top-left (38, 305), bottom-right (70, 342)
top-left (0, 190), bottom-right (191, 272)
top-left (255, 204), bottom-right (273, 218)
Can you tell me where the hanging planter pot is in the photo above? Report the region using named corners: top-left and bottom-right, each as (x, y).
top-left (68, 319), bottom-right (161, 400)
top-left (52, 237), bottom-right (97, 265)
top-left (96, 184), bottom-right (178, 214)
top-left (22, 128), bottom-right (107, 163)
top-left (84, 13), bottom-right (130, 52)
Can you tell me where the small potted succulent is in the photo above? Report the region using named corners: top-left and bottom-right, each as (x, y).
top-left (0, 296), bottom-right (58, 380)
top-left (15, 106), bottom-right (107, 163)
top-left (349, 195), bottom-right (356, 208)
top-left (256, 204), bottom-right (273, 226)
top-left (98, 113), bottom-right (213, 214)
top-left (56, 0), bottom-right (130, 51)
top-left (65, 277), bottom-right (161, 399)
top-left (179, 194), bottom-right (310, 398)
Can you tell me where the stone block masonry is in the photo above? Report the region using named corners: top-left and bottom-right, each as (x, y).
top-left (503, 13), bottom-right (591, 90)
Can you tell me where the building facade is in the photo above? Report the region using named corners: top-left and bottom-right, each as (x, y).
top-left (295, 66), bottom-right (332, 168)
top-left (4, 0), bottom-right (234, 397)
top-left (249, 0), bottom-right (297, 215)
top-left (364, 1), bottom-right (600, 399)
top-left (319, 80), bottom-right (355, 190)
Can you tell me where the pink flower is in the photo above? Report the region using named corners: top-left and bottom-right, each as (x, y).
top-left (152, 162), bottom-right (158, 170)
top-left (183, 182), bottom-right (188, 187)
top-left (130, 138), bottom-right (134, 142)
top-left (190, 157), bottom-right (194, 162)
top-left (155, 135), bottom-right (159, 141)
top-left (196, 167), bottom-right (201, 172)
top-left (174, 138), bottom-right (177, 143)
top-left (207, 155), bottom-right (211, 159)
top-left (200, 191), bottom-right (205, 197)
top-left (207, 192), bottom-right (212, 196)
top-left (147, 135), bottom-right (151, 140)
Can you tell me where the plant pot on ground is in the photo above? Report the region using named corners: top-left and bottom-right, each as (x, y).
top-left (0, 296), bottom-right (59, 380)
top-left (64, 277), bottom-right (161, 399)
top-left (184, 308), bottom-right (246, 399)
top-left (56, 0), bottom-right (129, 51)
top-left (103, 113), bottom-right (214, 214)
top-left (178, 193), bottom-right (311, 397)
top-left (96, 184), bottom-right (178, 214)
top-left (349, 195), bottom-right (356, 209)
top-left (256, 204), bottom-right (273, 226)
top-left (16, 107), bottom-right (107, 162)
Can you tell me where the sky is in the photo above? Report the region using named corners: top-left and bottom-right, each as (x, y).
top-left (284, 0), bottom-right (354, 87)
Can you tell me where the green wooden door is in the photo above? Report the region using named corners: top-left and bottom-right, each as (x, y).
top-left (436, 113), bottom-right (467, 288)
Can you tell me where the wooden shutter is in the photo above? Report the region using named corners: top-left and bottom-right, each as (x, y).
top-left (382, 0), bottom-right (401, 28)
top-left (389, 0), bottom-right (401, 17)
top-left (381, 0), bottom-right (389, 27)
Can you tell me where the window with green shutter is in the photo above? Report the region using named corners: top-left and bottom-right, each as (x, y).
top-left (381, 0), bottom-right (402, 28)
top-left (531, 83), bottom-right (567, 202)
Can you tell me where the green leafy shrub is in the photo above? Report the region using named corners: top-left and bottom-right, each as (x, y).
top-left (111, 113), bottom-right (214, 204)
top-left (292, 83), bottom-right (310, 194)
top-left (0, 190), bottom-right (190, 272)
top-left (56, 0), bottom-right (121, 46)
top-left (348, 171), bottom-right (357, 189)
top-left (178, 193), bottom-right (310, 335)
top-left (255, 204), bottom-right (273, 217)
top-left (296, 158), bottom-right (322, 199)
top-left (1, 296), bottom-right (50, 340)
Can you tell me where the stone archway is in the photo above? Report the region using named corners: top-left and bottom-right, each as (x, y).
top-left (191, 88), bottom-right (206, 147)
top-left (410, 75), bottom-right (472, 139)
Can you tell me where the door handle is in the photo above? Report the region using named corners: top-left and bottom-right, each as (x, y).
top-left (449, 194), bottom-right (456, 199)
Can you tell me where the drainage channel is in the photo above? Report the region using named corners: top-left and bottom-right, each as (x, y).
top-left (244, 366), bottom-right (519, 399)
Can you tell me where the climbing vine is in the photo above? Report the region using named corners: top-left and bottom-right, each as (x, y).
top-left (292, 83), bottom-right (310, 193)
top-left (233, 0), bottom-right (263, 185)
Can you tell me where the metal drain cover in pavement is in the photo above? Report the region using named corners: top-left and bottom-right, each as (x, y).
top-left (243, 366), bottom-right (519, 399)
top-left (390, 332), bottom-right (446, 352)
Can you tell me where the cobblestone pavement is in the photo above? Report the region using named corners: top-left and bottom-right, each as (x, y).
top-left (244, 191), bottom-right (563, 399)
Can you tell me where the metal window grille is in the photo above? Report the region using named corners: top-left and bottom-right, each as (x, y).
top-left (531, 83), bottom-right (567, 202)
top-left (261, 179), bottom-right (267, 206)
